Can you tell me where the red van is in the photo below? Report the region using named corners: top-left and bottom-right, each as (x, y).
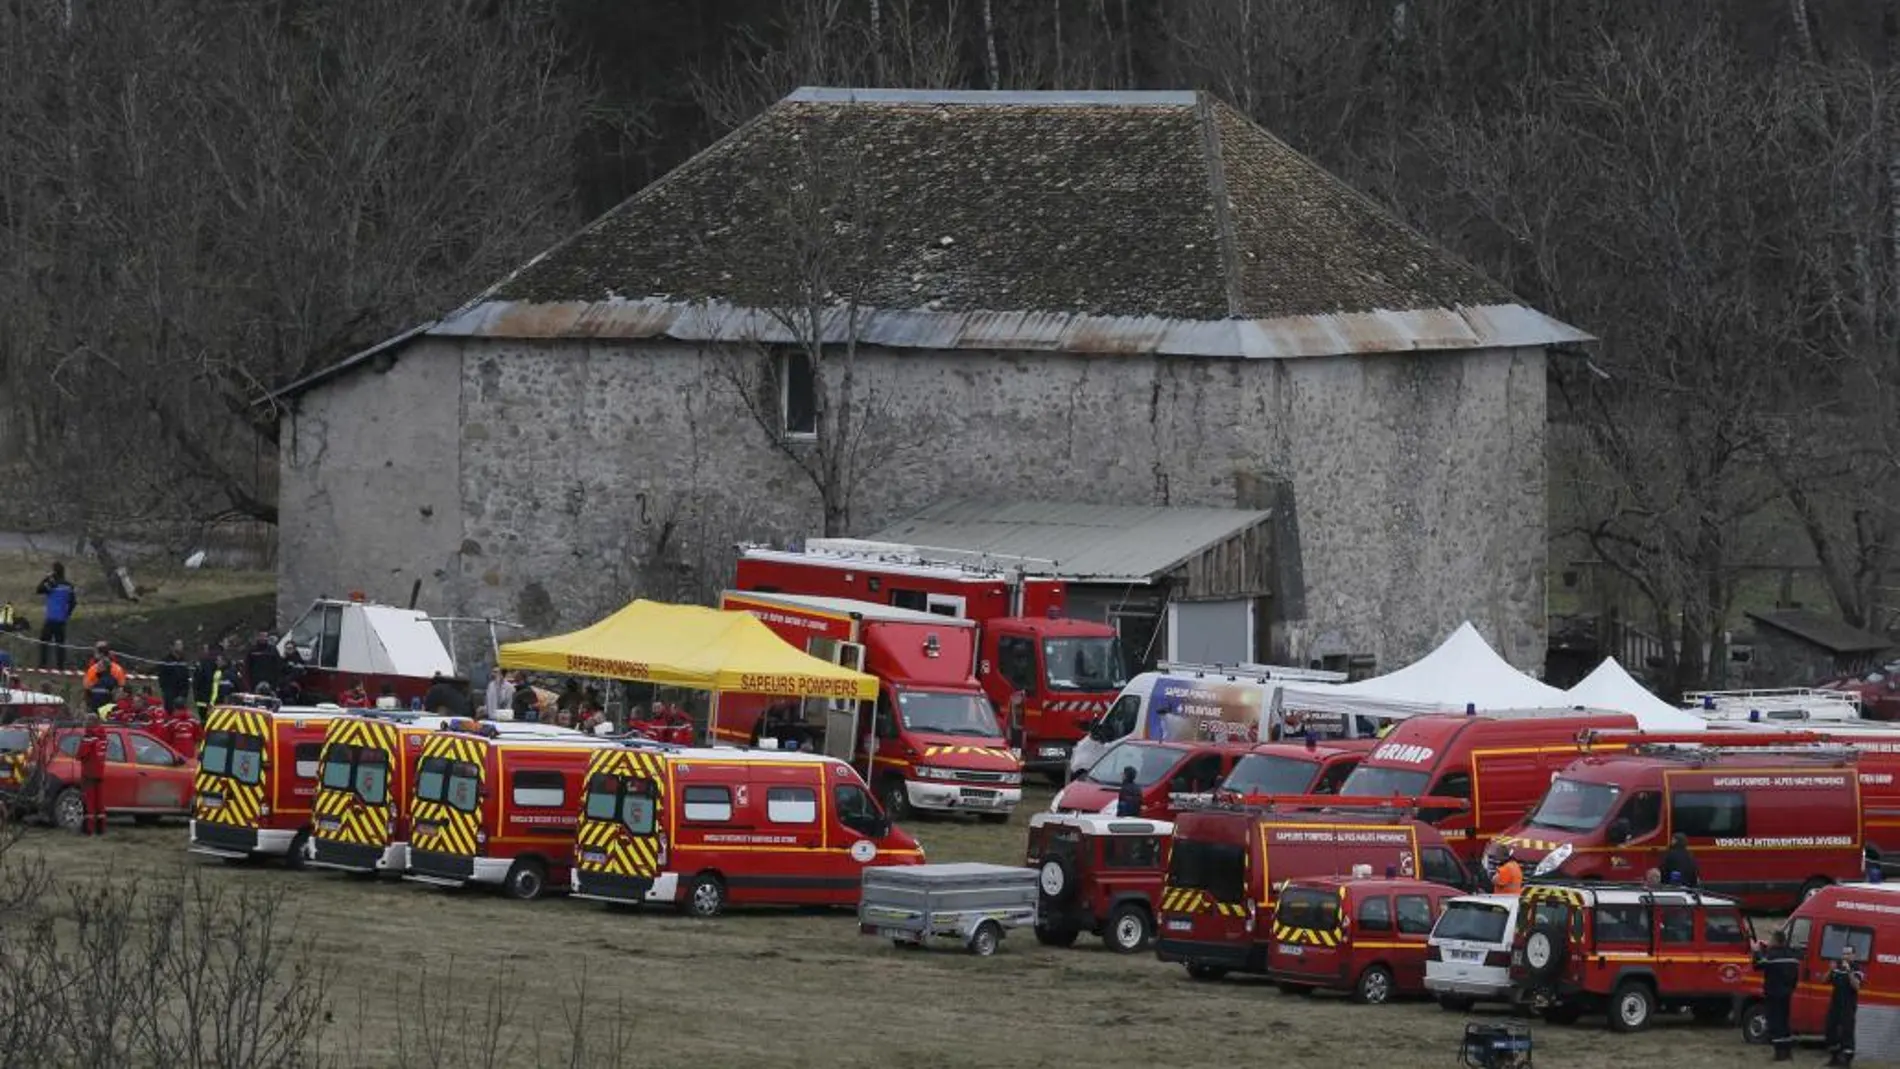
top-left (404, 729), bottom-right (619, 900)
top-left (569, 744), bottom-right (925, 915)
top-left (1050, 739), bottom-right (1253, 820)
top-left (1496, 746), bottom-right (1865, 910)
top-left (1220, 738), bottom-right (1373, 799)
top-left (189, 703), bottom-right (347, 866)
top-left (1155, 801), bottom-right (1475, 980)
top-left (1337, 713), bottom-right (1641, 863)
top-left (1268, 876), bottom-right (1461, 1003)
top-left (1740, 883), bottom-right (1900, 1048)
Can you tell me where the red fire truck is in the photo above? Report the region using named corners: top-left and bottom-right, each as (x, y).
top-left (735, 541), bottom-right (1127, 778)
top-left (717, 591), bottom-right (1023, 822)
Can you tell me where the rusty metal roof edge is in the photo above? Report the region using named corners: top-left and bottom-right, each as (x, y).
top-left (785, 87), bottom-right (1200, 108)
top-left (429, 299), bottom-right (1595, 358)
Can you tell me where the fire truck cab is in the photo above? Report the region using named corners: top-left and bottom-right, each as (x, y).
top-left (718, 592), bottom-right (1023, 821)
top-left (277, 596), bottom-right (459, 706)
top-left (735, 540), bottom-right (1128, 777)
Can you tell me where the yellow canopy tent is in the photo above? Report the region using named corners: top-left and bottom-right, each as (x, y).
top-left (497, 599), bottom-right (877, 701)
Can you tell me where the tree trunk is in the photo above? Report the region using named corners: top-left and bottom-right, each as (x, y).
top-left (981, 0), bottom-right (1000, 90)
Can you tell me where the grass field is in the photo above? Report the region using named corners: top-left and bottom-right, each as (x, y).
top-left (7, 786), bottom-right (1765, 1069)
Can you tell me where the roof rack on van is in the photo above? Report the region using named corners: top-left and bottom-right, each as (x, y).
top-left (1622, 742), bottom-right (1858, 765)
top-left (1522, 877), bottom-right (1731, 903)
top-left (1188, 791), bottom-right (1470, 815)
top-left (1575, 729), bottom-right (1827, 750)
top-left (1155, 660), bottom-right (1347, 683)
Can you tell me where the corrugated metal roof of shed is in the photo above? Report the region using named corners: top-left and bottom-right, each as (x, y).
top-left (866, 499), bottom-right (1272, 583)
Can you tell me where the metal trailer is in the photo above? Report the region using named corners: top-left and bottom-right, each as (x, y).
top-left (859, 862), bottom-right (1040, 956)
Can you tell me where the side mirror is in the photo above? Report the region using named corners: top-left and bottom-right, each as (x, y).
top-left (1609, 820), bottom-right (1632, 844)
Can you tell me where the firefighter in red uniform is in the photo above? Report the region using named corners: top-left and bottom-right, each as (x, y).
top-left (76, 722), bottom-right (108, 836)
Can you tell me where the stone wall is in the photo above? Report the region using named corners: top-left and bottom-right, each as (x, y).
top-left (276, 337), bottom-right (465, 626)
top-left (280, 335), bottom-right (1548, 675)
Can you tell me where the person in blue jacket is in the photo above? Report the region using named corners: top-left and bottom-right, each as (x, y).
top-left (35, 562), bottom-right (75, 670)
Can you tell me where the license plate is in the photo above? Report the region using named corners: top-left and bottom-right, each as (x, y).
top-left (1279, 943), bottom-right (1303, 956)
top-left (316, 817), bottom-right (341, 832)
top-left (960, 792), bottom-right (997, 806)
top-left (1167, 918), bottom-right (1192, 932)
top-left (416, 822), bottom-right (439, 837)
top-left (202, 796), bottom-right (223, 808)
top-left (579, 850), bottom-right (607, 864)
top-left (1450, 949), bottom-right (1483, 962)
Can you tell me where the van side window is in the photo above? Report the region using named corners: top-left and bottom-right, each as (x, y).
top-left (1659, 905), bottom-right (1694, 944)
top-left (873, 695), bottom-right (897, 740)
top-left (1704, 909), bottom-right (1746, 944)
top-left (1358, 896), bottom-right (1392, 932)
top-left (1419, 771), bottom-right (1471, 822)
top-left (1396, 895), bottom-right (1434, 935)
top-left (1622, 791), bottom-right (1661, 839)
top-left (1100, 694), bottom-right (1139, 740)
top-left (106, 733), bottom-right (127, 763)
top-left (833, 784), bottom-right (882, 836)
top-left (511, 770), bottom-right (565, 809)
top-left (294, 742), bottom-right (322, 780)
top-left (996, 636), bottom-right (1037, 692)
top-left (1671, 790), bottom-right (1745, 838)
top-left (1420, 847), bottom-right (1467, 890)
top-left (682, 785), bottom-right (733, 822)
top-left (1787, 917), bottom-right (1813, 951)
top-left (1820, 923), bottom-right (1875, 962)
top-left (1104, 836), bottom-right (1162, 869)
top-left (766, 786), bottom-right (817, 824)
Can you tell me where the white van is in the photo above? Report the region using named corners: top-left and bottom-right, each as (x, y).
top-left (1424, 893), bottom-right (1521, 1011)
top-left (1066, 662), bottom-right (1360, 777)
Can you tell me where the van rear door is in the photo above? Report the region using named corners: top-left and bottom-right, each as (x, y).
top-left (194, 706), bottom-right (272, 837)
top-left (574, 748), bottom-right (667, 903)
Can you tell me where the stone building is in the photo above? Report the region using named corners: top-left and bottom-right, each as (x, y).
top-left (271, 88), bottom-right (1587, 675)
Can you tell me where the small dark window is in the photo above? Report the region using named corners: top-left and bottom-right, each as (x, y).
top-left (293, 742), bottom-right (323, 780)
top-left (1421, 847), bottom-right (1467, 889)
top-left (1705, 910), bottom-right (1746, 944)
top-left (683, 785), bottom-right (733, 822)
top-left (106, 734), bottom-right (126, 763)
top-left (1594, 904), bottom-right (1651, 943)
top-left (511, 769), bottom-right (566, 809)
top-left (1103, 836), bottom-right (1162, 869)
top-left (1787, 917), bottom-right (1813, 951)
top-left (318, 605), bottom-right (344, 669)
top-left (1419, 771), bottom-right (1471, 823)
top-left (1315, 761), bottom-right (1355, 794)
top-left (889, 588), bottom-right (927, 612)
top-left (1622, 791), bottom-right (1662, 839)
top-left (778, 348), bottom-right (816, 437)
top-left (997, 636), bottom-right (1037, 692)
top-left (1672, 791), bottom-right (1745, 838)
top-left (1396, 895), bottom-right (1434, 935)
top-left (1357, 895), bottom-right (1393, 932)
top-left (1659, 905), bottom-right (1695, 944)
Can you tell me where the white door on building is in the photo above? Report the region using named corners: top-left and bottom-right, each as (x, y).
top-left (1167, 600), bottom-right (1254, 664)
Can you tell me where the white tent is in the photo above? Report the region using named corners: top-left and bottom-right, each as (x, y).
top-left (1563, 657), bottom-right (1706, 731)
top-left (1276, 622), bottom-right (1573, 719)
top-left (1275, 622), bottom-right (1706, 732)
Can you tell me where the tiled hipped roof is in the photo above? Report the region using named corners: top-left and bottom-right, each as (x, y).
top-left (493, 89), bottom-right (1516, 321)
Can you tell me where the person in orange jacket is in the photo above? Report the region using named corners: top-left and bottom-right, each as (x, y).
top-left (83, 645), bottom-right (127, 711)
top-left (76, 722), bottom-right (109, 836)
top-left (1491, 847), bottom-right (1525, 893)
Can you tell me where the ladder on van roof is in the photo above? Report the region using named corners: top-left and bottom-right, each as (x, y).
top-left (1178, 792), bottom-right (1470, 816)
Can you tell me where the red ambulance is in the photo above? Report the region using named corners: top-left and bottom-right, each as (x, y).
top-left (735, 541), bottom-right (1127, 778)
top-left (1336, 712), bottom-right (1642, 863)
top-left (189, 703), bottom-right (349, 865)
top-left (1496, 746), bottom-right (1866, 910)
top-left (1740, 883), bottom-right (1900, 1048)
top-left (570, 743), bottom-right (924, 915)
top-left (718, 592), bottom-right (1023, 821)
top-left (404, 727), bottom-right (619, 900)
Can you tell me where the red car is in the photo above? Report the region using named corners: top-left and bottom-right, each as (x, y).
top-left (0, 722), bottom-right (197, 829)
top-left (1050, 739), bottom-right (1252, 821)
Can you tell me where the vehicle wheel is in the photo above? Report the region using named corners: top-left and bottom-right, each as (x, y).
top-left (1034, 923), bottom-right (1080, 948)
top-left (502, 858), bottom-right (547, 901)
top-left (1185, 964), bottom-right (1228, 982)
top-left (1739, 1001), bottom-right (1769, 1045)
top-left (51, 787), bottom-right (84, 832)
top-left (1354, 965), bottom-right (1395, 1005)
top-left (877, 777), bottom-right (910, 822)
top-left (979, 812), bottom-right (1010, 825)
top-left (968, 920), bottom-right (1002, 957)
top-left (1541, 1003), bottom-right (1584, 1026)
top-left (1038, 857), bottom-right (1077, 904)
top-left (283, 830), bottom-right (310, 871)
top-left (1798, 877), bottom-right (1831, 905)
top-left (1525, 928), bottom-right (1568, 979)
top-left (1276, 982), bottom-right (1314, 996)
top-left (133, 814), bottom-right (161, 827)
top-left (1690, 1001), bottom-right (1730, 1025)
top-left (1608, 979), bottom-right (1655, 1033)
top-left (1437, 995), bottom-right (1476, 1013)
top-left (1104, 902), bottom-right (1152, 954)
top-left (683, 872), bottom-right (726, 918)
